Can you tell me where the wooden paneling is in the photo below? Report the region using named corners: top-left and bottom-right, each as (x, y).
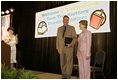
top-left (1, 41), bottom-right (11, 68)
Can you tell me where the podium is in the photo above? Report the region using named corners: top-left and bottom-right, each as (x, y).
top-left (1, 41), bottom-right (11, 68)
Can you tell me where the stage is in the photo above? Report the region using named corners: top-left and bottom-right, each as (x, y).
top-left (31, 70), bottom-right (77, 79)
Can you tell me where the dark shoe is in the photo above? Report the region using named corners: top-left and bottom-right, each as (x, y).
top-left (62, 75), bottom-right (67, 79)
top-left (62, 77), bottom-right (67, 79)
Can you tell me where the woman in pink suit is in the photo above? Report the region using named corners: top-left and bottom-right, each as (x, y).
top-left (77, 20), bottom-right (92, 79)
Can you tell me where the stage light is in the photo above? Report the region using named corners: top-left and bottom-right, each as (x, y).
top-left (5, 10), bottom-right (10, 14)
top-left (2, 8), bottom-right (15, 15)
top-left (10, 8), bottom-right (14, 12)
top-left (1, 11), bottom-right (5, 15)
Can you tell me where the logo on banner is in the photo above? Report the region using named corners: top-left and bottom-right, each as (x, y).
top-left (90, 9), bottom-right (106, 30)
top-left (37, 21), bottom-right (48, 35)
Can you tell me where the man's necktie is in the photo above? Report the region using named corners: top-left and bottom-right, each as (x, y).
top-left (62, 26), bottom-right (66, 37)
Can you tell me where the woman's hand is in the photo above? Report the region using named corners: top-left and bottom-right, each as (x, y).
top-left (4, 39), bottom-right (10, 43)
top-left (86, 56), bottom-right (90, 60)
top-left (15, 34), bottom-right (18, 44)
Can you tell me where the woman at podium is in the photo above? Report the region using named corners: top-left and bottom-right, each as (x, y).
top-left (3, 27), bottom-right (18, 68)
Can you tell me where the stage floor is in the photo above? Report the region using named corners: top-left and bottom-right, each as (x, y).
top-left (31, 70), bottom-right (78, 79)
